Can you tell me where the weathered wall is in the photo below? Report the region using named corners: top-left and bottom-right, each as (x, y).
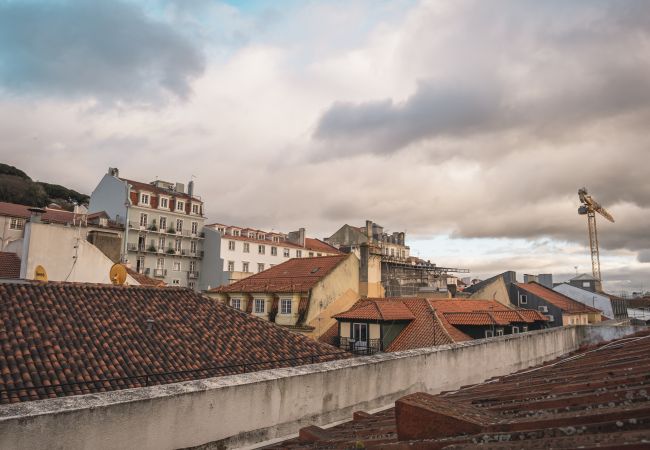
top-left (0, 325), bottom-right (639, 450)
top-left (468, 275), bottom-right (510, 306)
top-left (307, 254), bottom-right (359, 326)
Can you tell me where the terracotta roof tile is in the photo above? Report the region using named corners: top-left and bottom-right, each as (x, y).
top-left (125, 268), bottom-right (165, 286)
top-left (0, 282), bottom-right (346, 403)
top-left (334, 300), bottom-right (415, 321)
top-left (518, 282), bottom-right (601, 313)
top-left (0, 252), bottom-right (20, 279)
top-left (303, 238), bottom-right (341, 254)
top-left (212, 255), bottom-right (349, 293)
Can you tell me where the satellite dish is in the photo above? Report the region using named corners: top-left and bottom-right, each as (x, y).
top-left (110, 263), bottom-right (128, 285)
top-left (34, 265), bottom-right (48, 282)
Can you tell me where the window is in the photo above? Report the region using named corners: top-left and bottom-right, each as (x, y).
top-left (520, 294), bottom-right (528, 305)
top-left (160, 197), bottom-right (168, 209)
top-left (159, 217), bottom-right (167, 230)
top-left (258, 245), bottom-right (265, 255)
top-left (9, 218), bottom-right (23, 230)
top-left (258, 233), bottom-right (265, 240)
top-left (190, 241), bottom-right (197, 253)
top-left (140, 193), bottom-right (150, 205)
top-left (140, 213), bottom-right (148, 227)
top-left (173, 262), bottom-right (181, 271)
top-left (232, 229), bottom-right (240, 236)
top-left (496, 329), bottom-right (504, 336)
top-left (156, 258), bottom-right (165, 269)
top-left (189, 260), bottom-right (196, 272)
top-left (191, 222), bottom-right (198, 234)
top-left (192, 204), bottom-right (199, 214)
top-left (188, 281), bottom-right (195, 290)
top-left (273, 236), bottom-right (280, 243)
top-left (257, 263), bottom-right (265, 273)
top-left (522, 326), bottom-right (528, 332)
top-left (352, 323), bottom-right (368, 345)
top-left (485, 330), bottom-right (494, 338)
top-left (271, 246), bottom-right (277, 256)
top-left (254, 299), bottom-right (265, 313)
top-left (136, 256), bottom-right (145, 273)
top-left (175, 239), bottom-right (182, 252)
top-left (281, 299), bottom-right (292, 315)
top-left (228, 240), bottom-right (236, 251)
top-left (172, 279), bottom-right (180, 285)
top-left (243, 242), bottom-right (250, 253)
top-left (231, 298), bottom-right (241, 310)
top-left (158, 236), bottom-right (165, 249)
top-left (283, 248), bottom-right (290, 257)
top-left (174, 219), bottom-right (182, 232)
top-left (512, 326), bottom-right (519, 334)
top-left (248, 231), bottom-right (255, 238)
top-left (242, 262), bottom-right (249, 272)
top-left (296, 250), bottom-right (302, 257)
top-left (176, 201), bottom-right (185, 212)
top-left (227, 261), bottom-right (235, 271)
top-left (583, 281), bottom-right (591, 288)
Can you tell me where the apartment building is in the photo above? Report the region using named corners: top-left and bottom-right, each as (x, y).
top-left (89, 168), bottom-right (206, 290)
top-left (205, 223), bottom-right (340, 286)
top-left (326, 220), bottom-right (410, 261)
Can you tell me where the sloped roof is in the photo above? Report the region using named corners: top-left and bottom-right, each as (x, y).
top-left (0, 282), bottom-right (346, 404)
top-left (304, 238), bottom-right (341, 254)
top-left (570, 273), bottom-right (599, 281)
top-left (211, 254), bottom-right (349, 293)
top-left (120, 178), bottom-right (201, 202)
top-left (125, 268), bottom-right (165, 287)
top-left (334, 300), bottom-right (415, 321)
top-left (0, 202), bottom-right (116, 227)
top-left (0, 252), bottom-right (20, 279)
top-left (518, 282), bottom-right (601, 313)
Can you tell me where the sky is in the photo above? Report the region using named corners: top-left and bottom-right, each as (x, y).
top-left (1, 0), bottom-right (649, 293)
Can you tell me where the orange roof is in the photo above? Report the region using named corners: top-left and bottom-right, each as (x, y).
top-left (211, 254), bottom-right (349, 293)
top-left (517, 282), bottom-right (601, 313)
top-left (304, 238), bottom-right (341, 254)
top-left (443, 312), bottom-right (511, 326)
top-left (334, 300), bottom-right (415, 321)
top-left (0, 202), bottom-right (115, 227)
top-left (126, 268), bottom-right (165, 287)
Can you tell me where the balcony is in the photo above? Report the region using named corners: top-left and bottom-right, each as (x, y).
top-left (188, 271), bottom-right (199, 279)
top-left (153, 268), bottom-right (167, 278)
top-left (332, 337), bottom-right (382, 355)
top-left (127, 243), bottom-right (145, 252)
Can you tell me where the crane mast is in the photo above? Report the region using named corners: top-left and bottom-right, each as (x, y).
top-left (578, 187), bottom-right (615, 289)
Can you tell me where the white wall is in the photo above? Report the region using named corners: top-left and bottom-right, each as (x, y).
top-left (554, 283), bottom-right (613, 317)
top-left (0, 325), bottom-right (639, 450)
top-left (21, 222), bottom-right (138, 285)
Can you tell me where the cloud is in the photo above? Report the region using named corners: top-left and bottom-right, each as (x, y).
top-left (0, 0), bottom-right (204, 102)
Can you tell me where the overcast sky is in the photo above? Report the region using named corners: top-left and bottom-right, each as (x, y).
top-left (1, 0), bottom-right (648, 293)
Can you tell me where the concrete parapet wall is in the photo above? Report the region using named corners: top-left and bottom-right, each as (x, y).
top-left (0, 325), bottom-right (640, 450)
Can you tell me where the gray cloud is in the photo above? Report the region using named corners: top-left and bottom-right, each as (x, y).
top-left (0, 0), bottom-right (204, 101)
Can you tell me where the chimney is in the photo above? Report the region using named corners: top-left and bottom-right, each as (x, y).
top-left (399, 232), bottom-right (405, 246)
top-left (365, 220), bottom-right (373, 242)
top-left (28, 207), bottom-right (46, 223)
top-left (299, 227), bottom-right (305, 247)
top-left (108, 167), bottom-right (119, 177)
top-left (175, 182), bottom-right (185, 194)
top-left (188, 180), bottom-right (194, 198)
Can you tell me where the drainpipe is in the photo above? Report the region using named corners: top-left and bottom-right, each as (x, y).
top-left (122, 182), bottom-right (131, 263)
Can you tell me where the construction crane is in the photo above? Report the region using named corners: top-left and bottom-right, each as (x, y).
top-left (578, 187), bottom-right (615, 284)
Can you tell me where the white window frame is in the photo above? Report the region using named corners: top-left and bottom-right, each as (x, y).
top-left (228, 240), bottom-right (236, 251)
top-left (258, 245), bottom-right (265, 255)
top-left (227, 261), bottom-right (235, 271)
top-left (271, 246), bottom-right (277, 256)
top-left (159, 216), bottom-right (167, 231)
top-left (280, 299), bottom-right (292, 315)
top-left (231, 298), bottom-right (241, 310)
top-left (176, 219), bottom-right (183, 232)
top-left (192, 204), bottom-right (200, 214)
top-left (496, 329), bottom-right (504, 336)
top-left (283, 248), bottom-right (290, 257)
top-left (254, 299), bottom-right (265, 313)
top-left (485, 330), bottom-right (494, 338)
top-left (190, 240), bottom-right (197, 253)
top-left (242, 261), bottom-right (249, 272)
top-left (175, 239), bottom-right (182, 252)
top-left (173, 262), bottom-right (181, 271)
top-left (257, 263), bottom-right (265, 273)
top-left (159, 197), bottom-right (169, 209)
top-left (189, 260), bottom-right (196, 272)
top-left (156, 257), bottom-right (165, 269)
top-left (191, 221), bottom-right (198, 234)
top-left (522, 325), bottom-right (528, 332)
top-left (520, 294), bottom-right (528, 305)
top-left (140, 213), bottom-right (148, 228)
top-left (243, 242), bottom-right (250, 253)
top-left (176, 200), bottom-right (185, 212)
top-left (140, 193), bottom-right (150, 206)
top-left (9, 218), bottom-right (24, 230)
top-left (296, 250), bottom-right (302, 257)
top-left (512, 326), bottom-right (519, 334)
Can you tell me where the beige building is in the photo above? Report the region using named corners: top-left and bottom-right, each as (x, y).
top-left (206, 254), bottom-right (359, 339)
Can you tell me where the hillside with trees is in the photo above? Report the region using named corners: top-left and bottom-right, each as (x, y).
top-left (0, 163), bottom-right (89, 211)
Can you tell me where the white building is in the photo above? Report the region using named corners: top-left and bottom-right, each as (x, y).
top-left (89, 168), bottom-right (206, 290)
top-left (205, 223), bottom-right (340, 286)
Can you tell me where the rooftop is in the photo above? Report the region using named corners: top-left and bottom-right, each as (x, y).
top-left (0, 282), bottom-right (346, 404)
top-left (0, 252), bottom-right (20, 279)
top-left (119, 177), bottom-right (201, 202)
top-left (518, 281), bottom-right (601, 314)
top-left (211, 254), bottom-right (350, 294)
top-left (272, 329), bottom-right (650, 448)
top-left (0, 202), bottom-right (116, 228)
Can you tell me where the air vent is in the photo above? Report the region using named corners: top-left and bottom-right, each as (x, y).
top-left (311, 267), bottom-right (320, 274)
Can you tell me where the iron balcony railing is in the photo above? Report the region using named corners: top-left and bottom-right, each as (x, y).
top-left (153, 268), bottom-right (167, 277)
top-left (332, 337), bottom-right (383, 355)
top-left (187, 271), bottom-right (200, 279)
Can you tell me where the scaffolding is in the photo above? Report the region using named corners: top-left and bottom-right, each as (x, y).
top-left (380, 257), bottom-right (469, 297)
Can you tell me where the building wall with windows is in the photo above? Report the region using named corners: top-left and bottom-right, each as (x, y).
top-left (0, 214), bottom-right (26, 258)
top-left (205, 223), bottom-right (340, 287)
top-left (89, 168), bottom-right (206, 290)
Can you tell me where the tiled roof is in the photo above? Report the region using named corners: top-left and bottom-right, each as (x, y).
top-left (270, 330), bottom-right (650, 449)
top-left (125, 268), bottom-right (165, 286)
top-left (211, 254), bottom-right (349, 294)
top-left (518, 282), bottom-right (601, 313)
top-left (0, 252), bottom-right (20, 279)
top-left (221, 233), bottom-right (306, 250)
top-left (387, 300), bottom-right (461, 351)
top-left (304, 238), bottom-right (341, 254)
top-left (333, 300), bottom-right (415, 321)
top-left (0, 282), bottom-right (346, 404)
top-left (443, 312), bottom-right (510, 326)
top-left (120, 178), bottom-right (201, 202)
top-left (0, 202), bottom-right (117, 227)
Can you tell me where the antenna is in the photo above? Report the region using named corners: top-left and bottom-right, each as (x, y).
top-left (34, 265), bottom-right (48, 282)
top-left (110, 263), bottom-right (128, 285)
